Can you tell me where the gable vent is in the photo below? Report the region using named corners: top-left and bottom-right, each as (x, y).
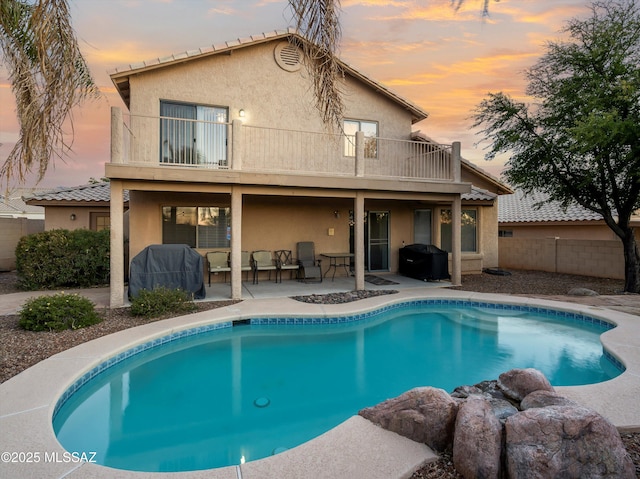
top-left (274, 41), bottom-right (302, 72)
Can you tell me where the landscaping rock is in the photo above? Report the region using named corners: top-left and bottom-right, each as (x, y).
top-left (520, 389), bottom-right (578, 410)
top-left (453, 396), bottom-right (503, 479)
top-left (505, 405), bottom-right (635, 478)
top-left (450, 385), bottom-right (482, 399)
top-left (485, 396), bottom-right (519, 421)
top-left (497, 368), bottom-right (554, 402)
top-left (359, 386), bottom-right (458, 452)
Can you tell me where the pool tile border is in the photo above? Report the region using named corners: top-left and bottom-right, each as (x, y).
top-left (52, 321), bottom-right (233, 418)
top-left (52, 298), bottom-right (623, 421)
top-left (250, 298), bottom-right (616, 330)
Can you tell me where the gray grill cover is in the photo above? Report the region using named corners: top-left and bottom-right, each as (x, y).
top-left (128, 244), bottom-right (206, 300)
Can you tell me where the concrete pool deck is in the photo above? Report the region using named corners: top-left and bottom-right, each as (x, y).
top-left (1, 284), bottom-right (639, 479)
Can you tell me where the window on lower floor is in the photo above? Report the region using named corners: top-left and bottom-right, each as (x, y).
top-left (440, 208), bottom-right (477, 253)
top-left (343, 119), bottom-right (378, 158)
top-left (162, 206), bottom-right (230, 248)
top-left (499, 230), bottom-right (513, 237)
top-left (90, 212), bottom-right (110, 231)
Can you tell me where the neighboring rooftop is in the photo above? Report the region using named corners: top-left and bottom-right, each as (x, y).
top-left (0, 188), bottom-right (52, 218)
top-left (498, 190), bottom-right (603, 223)
top-left (24, 183), bottom-right (129, 205)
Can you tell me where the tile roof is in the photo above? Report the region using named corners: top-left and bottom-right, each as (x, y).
top-left (109, 29), bottom-right (428, 122)
top-left (498, 190), bottom-right (603, 223)
top-left (24, 183), bottom-right (129, 204)
top-left (463, 186), bottom-right (497, 202)
top-left (0, 196), bottom-right (44, 215)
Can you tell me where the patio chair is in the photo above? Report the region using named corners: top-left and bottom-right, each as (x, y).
top-left (206, 251), bottom-right (230, 286)
top-left (240, 251), bottom-right (252, 281)
top-left (251, 250), bottom-right (277, 284)
top-left (275, 249), bottom-right (300, 282)
top-left (297, 241), bottom-right (323, 283)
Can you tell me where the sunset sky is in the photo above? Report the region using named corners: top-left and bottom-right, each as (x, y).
top-left (0, 0), bottom-right (590, 189)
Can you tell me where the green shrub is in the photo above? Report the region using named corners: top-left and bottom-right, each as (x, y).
top-left (15, 229), bottom-right (110, 290)
top-left (130, 287), bottom-right (198, 319)
top-left (19, 293), bottom-right (102, 332)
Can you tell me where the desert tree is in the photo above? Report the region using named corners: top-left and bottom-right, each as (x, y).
top-left (473, 0), bottom-right (640, 292)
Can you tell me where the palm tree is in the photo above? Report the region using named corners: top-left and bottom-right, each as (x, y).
top-left (289, 0), bottom-right (490, 132)
top-left (1, 0), bottom-right (483, 187)
top-left (0, 0), bottom-right (99, 188)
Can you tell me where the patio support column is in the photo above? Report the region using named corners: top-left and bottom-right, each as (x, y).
top-left (110, 180), bottom-right (125, 307)
top-left (111, 107), bottom-right (123, 164)
top-left (451, 195), bottom-right (462, 286)
top-left (232, 119), bottom-right (243, 170)
top-left (354, 192), bottom-right (365, 290)
top-left (452, 141), bottom-right (461, 182)
top-left (230, 186), bottom-right (243, 299)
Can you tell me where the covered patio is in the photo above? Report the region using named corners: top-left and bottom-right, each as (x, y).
top-left (198, 272), bottom-right (450, 302)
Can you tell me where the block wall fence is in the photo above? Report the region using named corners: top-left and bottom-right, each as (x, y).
top-left (0, 218), bottom-right (44, 271)
top-left (498, 237), bottom-right (624, 279)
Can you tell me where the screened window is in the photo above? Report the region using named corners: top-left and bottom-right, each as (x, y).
top-left (343, 119), bottom-right (378, 158)
top-left (162, 206), bottom-right (230, 248)
top-left (160, 101), bottom-right (228, 167)
top-left (440, 209), bottom-right (477, 253)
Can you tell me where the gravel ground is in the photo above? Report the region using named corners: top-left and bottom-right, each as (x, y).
top-left (0, 270), bottom-right (637, 477)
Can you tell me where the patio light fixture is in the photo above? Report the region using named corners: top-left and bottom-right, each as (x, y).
top-left (239, 109), bottom-right (245, 118)
top-left (70, 214), bottom-right (76, 221)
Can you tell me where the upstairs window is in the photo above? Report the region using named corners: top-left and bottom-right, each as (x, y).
top-left (160, 101), bottom-right (228, 167)
top-left (343, 119), bottom-right (378, 158)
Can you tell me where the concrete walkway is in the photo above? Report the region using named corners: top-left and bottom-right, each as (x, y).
top-left (0, 273), bottom-right (442, 315)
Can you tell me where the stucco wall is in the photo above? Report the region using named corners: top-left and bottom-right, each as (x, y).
top-left (42, 206), bottom-right (111, 231)
top-left (126, 40), bottom-right (414, 165)
top-left (499, 237), bottom-right (624, 279)
top-left (0, 218), bottom-right (44, 271)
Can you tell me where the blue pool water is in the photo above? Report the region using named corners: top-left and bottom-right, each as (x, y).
top-left (53, 300), bottom-right (622, 472)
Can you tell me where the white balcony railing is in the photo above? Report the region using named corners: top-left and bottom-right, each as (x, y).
top-left (111, 109), bottom-right (458, 182)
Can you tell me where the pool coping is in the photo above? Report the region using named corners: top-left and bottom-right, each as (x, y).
top-left (1, 289), bottom-right (639, 479)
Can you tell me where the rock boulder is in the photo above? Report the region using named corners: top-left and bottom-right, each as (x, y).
top-left (453, 396), bottom-right (503, 479)
top-left (505, 405), bottom-right (635, 478)
top-left (520, 389), bottom-right (578, 410)
top-left (359, 386), bottom-right (458, 451)
top-left (497, 368), bottom-right (554, 402)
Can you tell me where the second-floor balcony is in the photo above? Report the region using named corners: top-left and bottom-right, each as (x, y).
top-left (110, 109), bottom-right (461, 184)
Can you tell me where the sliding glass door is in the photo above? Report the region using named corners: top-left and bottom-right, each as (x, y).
top-left (160, 101), bottom-right (228, 167)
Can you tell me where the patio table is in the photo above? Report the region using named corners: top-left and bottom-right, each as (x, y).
top-left (320, 253), bottom-right (354, 281)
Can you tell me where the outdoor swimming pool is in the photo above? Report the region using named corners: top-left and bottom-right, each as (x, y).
top-left (52, 299), bottom-right (623, 473)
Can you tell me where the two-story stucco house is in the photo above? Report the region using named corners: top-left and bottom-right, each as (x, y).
top-left (106, 29), bottom-right (509, 307)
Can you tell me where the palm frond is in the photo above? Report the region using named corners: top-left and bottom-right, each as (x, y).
top-left (0, 0), bottom-right (100, 187)
top-left (288, 0), bottom-right (345, 132)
